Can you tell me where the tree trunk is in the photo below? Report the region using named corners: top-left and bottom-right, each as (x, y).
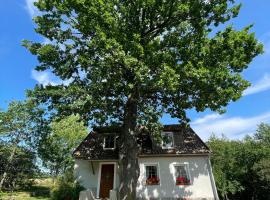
top-left (0, 144), bottom-right (17, 191)
top-left (119, 94), bottom-right (140, 200)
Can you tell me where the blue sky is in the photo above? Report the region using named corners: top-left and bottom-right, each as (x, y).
top-left (0, 0), bottom-right (270, 140)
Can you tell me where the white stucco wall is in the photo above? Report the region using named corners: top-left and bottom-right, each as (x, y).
top-left (75, 156), bottom-right (217, 200)
top-left (74, 160), bottom-right (120, 197)
top-left (74, 160), bottom-right (100, 191)
top-left (137, 156), bottom-right (216, 200)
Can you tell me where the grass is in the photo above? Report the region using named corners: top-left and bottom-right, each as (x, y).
top-left (0, 191), bottom-right (50, 200)
top-left (0, 178), bottom-right (53, 200)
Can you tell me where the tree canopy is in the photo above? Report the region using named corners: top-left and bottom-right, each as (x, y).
top-left (38, 114), bottom-right (88, 176)
top-left (0, 142), bottom-right (37, 191)
top-left (208, 124), bottom-right (270, 200)
top-left (24, 0), bottom-right (263, 125)
top-left (0, 100), bottom-right (46, 191)
top-left (0, 100), bottom-right (45, 145)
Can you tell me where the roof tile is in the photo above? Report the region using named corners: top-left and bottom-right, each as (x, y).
top-left (73, 124), bottom-right (210, 160)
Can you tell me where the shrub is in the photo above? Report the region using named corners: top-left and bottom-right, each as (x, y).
top-left (51, 182), bottom-right (84, 200)
top-left (50, 171), bottom-right (84, 200)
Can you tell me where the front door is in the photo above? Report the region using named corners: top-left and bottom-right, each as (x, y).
top-left (99, 164), bottom-right (114, 199)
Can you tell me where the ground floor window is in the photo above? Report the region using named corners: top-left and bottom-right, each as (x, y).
top-left (174, 164), bottom-right (191, 185)
top-left (145, 164), bottom-right (160, 185)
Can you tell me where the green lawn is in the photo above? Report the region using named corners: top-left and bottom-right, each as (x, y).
top-left (0, 179), bottom-right (53, 200)
top-left (0, 191), bottom-right (50, 200)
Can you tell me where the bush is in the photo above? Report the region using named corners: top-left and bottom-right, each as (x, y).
top-left (50, 171), bottom-right (84, 200)
top-left (51, 182), bottom-right (84, 200)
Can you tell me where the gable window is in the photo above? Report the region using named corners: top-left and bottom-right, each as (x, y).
top-left (103, 135), bottom-right (115, 149)
top-left (145, 164), bottom-right (160, 185)
top-left (161, 132), bottom-right (174, 149)
top-left (174, 164), bottom-right (191, 185)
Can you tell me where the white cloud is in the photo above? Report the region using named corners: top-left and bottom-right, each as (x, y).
top-left (243, 74), bottom-right (270, 96)
top-left (25, 0), bottom-right (39, 17)
top-left (240, 32), bottom-right (270, 96)
top-left (31, 70), bottom-right (72, 86)
top-left (31, 70), bottom-right (57, 86)
top-left (43, 38), bottom-right (52, 45)
top-left (191, 112), bottom-right (270, 141)
top-left (192, 113), bottom-right (222, 125)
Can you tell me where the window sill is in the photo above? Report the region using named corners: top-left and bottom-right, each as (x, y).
top-left (146, 183), bottom-right (160, 186)
top-left (146, 179), bottom-right (160, 185)
top-left (176, 181), bottom-right (191, 186)
top-left (176, 183), bottom-right (191, 186)
top-left (103, 148), bottom-right (115, 150)
top-left (161, 147), bottom-right (174, 150)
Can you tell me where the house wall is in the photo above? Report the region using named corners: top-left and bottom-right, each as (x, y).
top-left (137, 156), bottom-right (217, 200)
top-left (74, 160), bottom-right (100, 193)
top-left (74, 160), bottom-right (120, 198)
top-left (75, 156), bottom-right (217, 200)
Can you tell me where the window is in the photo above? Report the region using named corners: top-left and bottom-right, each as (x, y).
top-left (103, 135), bottom-right (115, 149)
top-left (174, 164), bottom-right (191, 185)
top-left (145, 165), bottom-right (160, 185)
top-left (161, 132), bottom-right (174, 149)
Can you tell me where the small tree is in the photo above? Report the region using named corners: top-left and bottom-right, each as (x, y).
top-left (38, 114), bottom-right (88, 176)
top-left (24, 1), bottom-right (263, 198)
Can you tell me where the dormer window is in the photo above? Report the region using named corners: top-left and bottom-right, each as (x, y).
top-left (103, 135), bottom-right (115, 149)
top-left (161, 132), bottom-right (174, 149)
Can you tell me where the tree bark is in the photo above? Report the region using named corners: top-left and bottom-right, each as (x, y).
top-left (119, 94), bottom-right (140, 200)
top-left (0, 144), bottom-right (17, 191)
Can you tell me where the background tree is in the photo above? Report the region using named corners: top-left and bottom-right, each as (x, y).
top-left (207, 136), bottom-right (244, 199)
top-left (0, 100), bottom-right (45, 191)
top-left (243, 123), bottom-right (270, 200)
top-left (0, 141), bottom-right (38, 191)
top-left (23, 0), bottom-right (263, 198)
top-left (38, 114), bottom-right (87, 177)
top-left (208, 124), bottom-right (270, 200)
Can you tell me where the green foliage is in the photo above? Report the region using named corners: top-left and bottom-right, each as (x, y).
top-left (0, 142), bottom-right (37, 191)
top-left (24, 0), bottom-right (263, 127)
top-left (208, 136), bottom-right (244, 199)
top-left (38, 114), bottom-right (87, 176)
top-left (208, 124), bottom-right (270, 200)
top-left (50, 171), bottom-right (84, 200)
top-left (51, 114), bottom-right (88, 149)
top-left (255, 123), bottom-right (270, 144)
top-left (0, 100), bottom-right (46, 145)
top-left (0, 100), bottom-right (47, 191)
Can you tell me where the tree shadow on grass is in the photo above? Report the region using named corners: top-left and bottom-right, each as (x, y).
top-left (26, 185), bottom-right (51, 198)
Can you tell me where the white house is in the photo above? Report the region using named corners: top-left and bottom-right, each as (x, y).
top-left (73, 124), bottom-right (219, 200)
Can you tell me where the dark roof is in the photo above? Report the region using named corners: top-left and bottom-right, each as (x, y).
top-left (73, 129), bottom-right (119, 160)
top-left (73, 124), bottom-right (210, 160)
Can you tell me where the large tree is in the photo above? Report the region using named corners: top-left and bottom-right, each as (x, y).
top-left (0, 100), bottom-right (46, 191)
top-left (0, 142), bottom-right (37, 191)
top-left (24, 0), bottom-right (263, 199)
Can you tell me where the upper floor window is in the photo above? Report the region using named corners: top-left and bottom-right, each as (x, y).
top-left (103, 135), bottom-right (115, 149)
top-left (161, 132), bottom-right (174, 149)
